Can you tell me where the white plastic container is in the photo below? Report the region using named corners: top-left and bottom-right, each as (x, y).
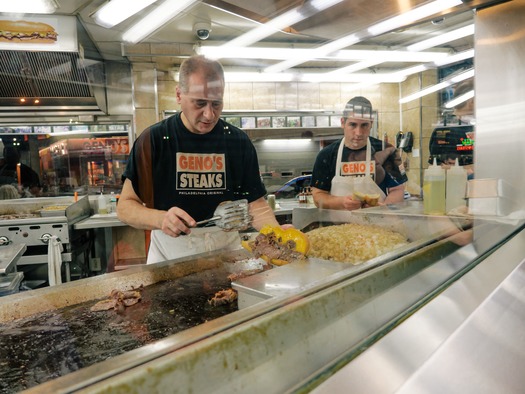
top-left (98, 192), bottom-right (108, 214)
top-left (423, 158), bottom-right (446, 215)
top-left (446, 158), bottom-right (468, 213)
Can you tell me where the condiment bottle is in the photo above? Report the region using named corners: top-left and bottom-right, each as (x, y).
top-left (446, 158), bottom-right (468, 213)
top-left (306, 187), bottom-right (314, 205)
top-left (98, 192), bottom-right (108, 214)
top-left (109, 192), bottom-right (117, 213)
top-left (423, 158), bottom-right (446, 215)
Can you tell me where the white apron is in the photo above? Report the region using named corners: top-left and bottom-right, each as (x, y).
top-left (147, 227), bottom-right (240, 264)
top-left (330, 138), bottom-right (386, 200)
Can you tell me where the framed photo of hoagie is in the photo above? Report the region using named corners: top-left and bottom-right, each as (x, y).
top-left (0, 15), bottom-right (77, 51)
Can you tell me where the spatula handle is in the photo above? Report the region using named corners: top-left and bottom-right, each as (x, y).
top-left (195, 216), bottom-right (221, 226)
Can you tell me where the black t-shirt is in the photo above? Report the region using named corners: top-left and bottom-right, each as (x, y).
top-left (123, 113), bottom-right (266, 222)
top-left (311, 137), bottom-right (407, 194)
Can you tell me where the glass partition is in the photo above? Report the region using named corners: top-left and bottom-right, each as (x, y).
top-left (0, 124), bottom-right (130, 197)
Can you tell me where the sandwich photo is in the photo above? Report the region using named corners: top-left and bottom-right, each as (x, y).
top-left (0, 20), bottom-right (58, 43)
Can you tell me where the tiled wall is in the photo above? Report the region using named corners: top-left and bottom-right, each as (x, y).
top-left (132, 65), bottom-right (439, 195)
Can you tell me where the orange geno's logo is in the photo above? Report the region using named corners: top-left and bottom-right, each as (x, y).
top-left (341, 161), bottom-right (376, 177)
top-left (178, 153), bottom-right (224, 171)
top-left (176, 153), bottom-right (226, 190)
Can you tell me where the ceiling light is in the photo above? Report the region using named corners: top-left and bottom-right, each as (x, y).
top-left (445, 89), bottom-right (474, 109)
top-left (326, 59), bottom-right (382, 75)
top-left (264, 34), bottom-right (360, 73)
top-left (220, 71), bottom-right (405, 84)
top-left (92, 0), bottom-right (157, 28)
top-left (220, 0), bottom-right (343, 50)
top-left (392, 64), bottom-right (430, 79)
top-left (368, 0), bottom-right (462, 36)
top-left (199, 46), bottom-right (448, 63)
top-left (224, 72), bottom-right (296, 82)
top-left (0, 0), bottom-right (58, 13)
top-left (264, 139), bottom-right (312, 147)
top-left (433, 49), bottom-right (474, 66)
top-left (267, 0), bottom-right (462, 73)
top-left (122, 0), bottom-right (198, 43)
top-left (407, 24), bottom-right (474, 51)
top-left (399, 68), bottom-right (474, 104)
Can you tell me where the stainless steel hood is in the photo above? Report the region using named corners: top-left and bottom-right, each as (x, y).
top-left (0, 20), bottom-right (109, 117)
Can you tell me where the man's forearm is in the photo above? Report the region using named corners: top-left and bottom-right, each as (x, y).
top-left (249, 197), bottom-right (280, 230)
top-left (312, 188), bottom-right (344, 210)
top-left (117, 199), bottom-right (164, 231)
top-left (384, 185), bottom-right (405, 204)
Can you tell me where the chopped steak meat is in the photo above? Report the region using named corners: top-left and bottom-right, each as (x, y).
top-left (90, 285), bottom-right (143, 312)
top-left (208, 288), bottom-right (238, 306)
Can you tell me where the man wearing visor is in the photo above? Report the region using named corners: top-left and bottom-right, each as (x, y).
top-left (118, 55), bottom-right (280, 264)
top-left (311, 96), bottom-right (407, 210)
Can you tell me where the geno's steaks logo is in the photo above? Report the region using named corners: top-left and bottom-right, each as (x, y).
top-left (176, 153), bottom-right (226, 191)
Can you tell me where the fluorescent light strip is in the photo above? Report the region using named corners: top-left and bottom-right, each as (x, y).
top-left (93, 0), bottom-right (157, 28)
top-left (399, 69), bottom-right (474, 104)
top-left (326, 59), bottom-right (382, 75)
top-left (390, 49), bottom-right (474, 79)
top-left (225, 9), bottom-right (303, 48)
top-left (368, 0), bottom-right (462, 35)
top-left (0, 0), bottom-right (57, 13)
top-left (263, 139), bottom-right (312, 147)
top-left (264, 34), bottom-right (360, 73)
top-left (221, 0), bottom-right (343, 50)
top-left (445, 89), bottom-right (474, 109)
top-left (216, 48), bottom-right (473, 84)
top-left (122, 0), bottom-right (198, 43)
top-left (224, 72), bottom-right (296, 82)
top-left (200, 46), bottom-right (449, 63)
top-left (221, 71), bottom-right (406, 83)
top-left (433, 48), bottom-right (474, 66)
top-left (325, 49), bottom-right (451, 77)
top-left (408, 24), bottom-right (474, 51)
top-left (334, 49), bottom-right (449, 62)
top-left (299, 73), bottom-right (405, 83)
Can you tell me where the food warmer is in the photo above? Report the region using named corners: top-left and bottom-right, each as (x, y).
top-left (0, 196), bottom-right (92, 285)
top-left (0, 202), bottom-right (523, 393)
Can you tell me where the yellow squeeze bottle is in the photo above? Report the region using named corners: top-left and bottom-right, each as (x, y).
top-left (423, 158), bottom-right (446, 215)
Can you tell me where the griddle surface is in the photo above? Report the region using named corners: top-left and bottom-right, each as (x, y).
top-left (0, 266), bottom-right (236, 393)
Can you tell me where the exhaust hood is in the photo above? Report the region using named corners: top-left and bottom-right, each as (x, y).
top-left (0, 20), bottom-right (108, 117)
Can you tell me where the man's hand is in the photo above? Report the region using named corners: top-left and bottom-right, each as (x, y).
top-left (161, 207), bottom-right (196, 237)
top-left (343, 195), bottom-right (364, 210)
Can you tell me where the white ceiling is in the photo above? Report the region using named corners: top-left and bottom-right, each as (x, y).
top-left (50, 0), bottom-right (486, 75)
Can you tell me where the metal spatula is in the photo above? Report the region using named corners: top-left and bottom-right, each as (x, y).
top-left (195, 199), bottom-right (251, 231)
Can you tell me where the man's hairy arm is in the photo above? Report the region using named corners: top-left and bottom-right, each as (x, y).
top-left (311, 187), bottom-right (361, 211)
top-left (117, 179), bottom-right (196, 237)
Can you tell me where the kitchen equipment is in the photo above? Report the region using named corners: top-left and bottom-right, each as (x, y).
top-left (0, 196), bottom-right (92, 284)
top-left (0, 244), bottom-right (26, 297)
top-left (233, 205), bottom-right (468, 309)
top-left (467, 178), bottom-right (518, 216)
top-left (196, 199), bottom-right (251, 231)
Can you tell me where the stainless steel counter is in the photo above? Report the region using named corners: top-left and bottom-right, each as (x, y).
top-left (0, 244), bottom-right (26, 275)
top-left (73, 201), bottom-right (314, 231)
top-left (74, 213), bottom-right (126, 230)
top-left (311, 223), bottom-right (525, 394)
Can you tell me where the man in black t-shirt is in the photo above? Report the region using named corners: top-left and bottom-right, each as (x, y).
top-left (119, 55), bottom-right (280, 264)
